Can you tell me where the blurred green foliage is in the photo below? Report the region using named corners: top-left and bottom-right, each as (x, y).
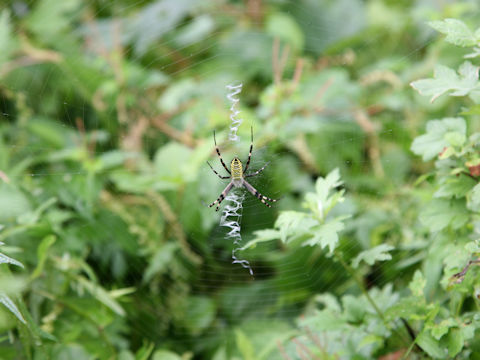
top-left (1, 0), bottom-right (480, 359)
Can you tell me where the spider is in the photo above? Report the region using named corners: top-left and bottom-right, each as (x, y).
top-left (207, 128), bottom-right (278, 211)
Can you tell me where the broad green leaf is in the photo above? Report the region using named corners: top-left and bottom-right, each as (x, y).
top-left (411, 118), bottom-right (466, 161)
top-left (0, 293), bottom-right (26, 323)
top-left (429, 19), bottom-right (479, 47)
top-left (417, 331), bottom-right (447, 358)
top-left (447, 327), bottom-right (464, 357)
top-left (31, 235), bottom-right (56, 280)
top-left (410, 62), bottom-right (480, 103)
top-left (352, 244), bottom-right (394, 268)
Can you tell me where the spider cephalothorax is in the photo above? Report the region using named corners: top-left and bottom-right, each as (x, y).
top-left (207, 128), bottom-right (278, 211)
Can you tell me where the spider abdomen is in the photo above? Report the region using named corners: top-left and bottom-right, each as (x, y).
top-left (231, 157), bottom-right (243, 182)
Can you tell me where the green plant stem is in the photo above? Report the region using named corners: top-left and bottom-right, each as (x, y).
top-left (334, 250), bottom-right (411, 347)
top-left (401, 336), bottom-right (417, 360)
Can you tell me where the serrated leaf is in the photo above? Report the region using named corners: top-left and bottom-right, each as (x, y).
top-left (420, 198), bottom-right (469, 232)
top-left (0, 293), bottom-right (26, 323)
top-left (275, 211), bottom-right (314, 243)
top-left (410, 62), bottom-right (480, 103)
top-left (434, 176), bottom-right (476, 199)
top-left (429, 19), bottom-right (479, 47)
top-left (302, 217), bottom-right (346, 253)
top-left (315, 168), bottom-right (342, 204)
top-left (411, 118), bottom-right (466, 161)
top-left (352, 244), bottom-right (394, 268)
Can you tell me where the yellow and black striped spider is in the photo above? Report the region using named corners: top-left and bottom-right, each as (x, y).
top-left (207, 128), bottom-right (278, 211)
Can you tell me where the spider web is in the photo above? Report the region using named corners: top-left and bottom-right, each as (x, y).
top-left (0, 0), bottom-right (475, 358)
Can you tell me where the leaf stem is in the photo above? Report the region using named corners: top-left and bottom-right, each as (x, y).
top-left (334, 250), bottom-right (411, 347)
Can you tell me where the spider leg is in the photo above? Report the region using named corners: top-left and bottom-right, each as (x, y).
top-left (245, 162), bottom-right (270, 178)
top-left (213, 130), bottom-right (231, 174)
top-left (243, 179), bottom-right (277, 207)
top-left (207, 161), bottom-right (230, 179)
top-left (208, 181), bottom-right (234, 211)
top-left (243, 126), bottom-right (254, 173)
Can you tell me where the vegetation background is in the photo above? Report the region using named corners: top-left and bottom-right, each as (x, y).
top-left (1, 0), bottom-right (480, 359)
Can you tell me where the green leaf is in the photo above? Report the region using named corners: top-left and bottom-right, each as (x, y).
top-left (76, 276), bottom-right (125, 316)
top-left (275, 211), bottom-right (314, 243)
top-left (419, 198), bottom-right (469, 232)
top-left (447, 327), bottom-right (464, 357)
top-left (0, 10), bottom-right (18, 66)
top-left (429, 19), bottom-right (479, 47)
top-left (151, 350), bottom-right (182, 360)
top-left (235, 329), bottom-right (255, 360)
top-left (467, 183), bottom-right (480, 212)
top-left (429, 318), bottom-right (456, 340)
top-left (0, 183), bottom-right (32, 223)
top-left (26, 0), bottom-right (81, 42)
top-left (0, 293), bottom-right (26, 323)
top-left (143, 243), bottom-right (178, 283)
top-left (409, 270), bottom-right (426, 298)
top-left (135, 342), bottom-right (155, 360)
top-left (411, 118), bottom-right (466, 161)
top-left (410, 62), bottom-right (480, 103)
top-left (0, 250), bottom-right (24, 268)
top-left (240, 229), bottom-right (281, 250)
top-left (342, 294), bottom-right (365, 323)
top-left (434, 176), bottom-right (476, 199)
top-left (31, 235), bottom-right (56, 280)
top-left (417, 331), bottom-right (447, 358)
top-left (302, 217), bottom-right (346, 254)
top-left (266, 12), bottom-right (304, 51)
top-left (352, 244), bottom-right (394, 268)
top-left (183, 296), bottom-right (216, 335)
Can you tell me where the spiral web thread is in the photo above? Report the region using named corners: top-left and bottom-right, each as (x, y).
top-left (219, 83), bottom-right (253, 275)
top-left (226, 83), bottom-right (243, 141)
